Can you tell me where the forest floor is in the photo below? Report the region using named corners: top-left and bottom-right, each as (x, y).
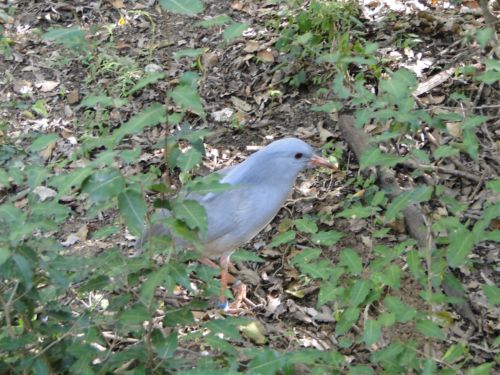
top-left (1, 0), bottom-right (499, 371)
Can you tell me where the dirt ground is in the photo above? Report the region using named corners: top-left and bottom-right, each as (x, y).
top-left (1, 0), bottom-right (499, 371)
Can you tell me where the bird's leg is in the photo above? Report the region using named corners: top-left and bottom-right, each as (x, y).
top-left (219, 254), bottom-right (231, 306)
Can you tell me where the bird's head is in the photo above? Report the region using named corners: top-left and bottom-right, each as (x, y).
top-left (239, 138), bottom-right (335, 183)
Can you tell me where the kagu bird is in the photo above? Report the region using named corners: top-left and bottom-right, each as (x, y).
top-left (136, 138), bottom-right (335, 308)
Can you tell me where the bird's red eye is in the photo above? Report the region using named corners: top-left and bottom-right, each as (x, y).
top-left (294, 152), bottom-right (303, 159)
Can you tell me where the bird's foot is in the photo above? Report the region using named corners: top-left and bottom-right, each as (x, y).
top-left (218, 280), bottom-right (259, 315)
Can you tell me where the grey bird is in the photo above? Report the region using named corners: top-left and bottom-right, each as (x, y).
top-left (136, 138), bottom-right (335, 305)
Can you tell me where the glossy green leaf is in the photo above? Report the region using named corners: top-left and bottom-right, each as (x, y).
top-left (169, 84), bottom-right (205, 117)
top-left (118, 189), bottom-right (147, 236)
top-left (82, 168), bottom-right (125, 202)
top-left (176, 147), bottom-right (202, 171)
top-left (119, 303), bottom-right (150, 326)
top-left (270, 230), bottom-right (296, 248)
top-left (42, 27), bottom-right (86, 48)
top-left (30, 133), bottom-right (58, 152)
top-left (172, 199), bottom-right (207, 234)
top-left (349, 280), bottom-right (371, 306)
top-left (223, 22), bottom-right (249, 41)
top-left (311, 230), bottom-right (343, 246)
top-left (153, 331), bottom-right (177, 359)
top-left (113, 103), bottom-right (167, 144)
top-left (483, 285), bottom-right (500, 305)
top-left (360, 148), bottom-right (404, 170)
top-left (159, 0), bottom-right (203, 16)
top-left (174, 48), bottom-right (207, 59)
top-left (383, 296), bottom-right (417, 323)
top-left (340, 248), bottom-right (362, 275)
top-left (416, 319), bottom-right (444, 340)
top-left (164, 307), bottom-right (194, 327)
top-left (0, 247), bottom-right (11, 266)
top-left (447, 227), bottom-right (473, 267)
top-left (294, 217), bottom-right (318, 234)
top-left (197, 15), bottom-right (232, 28)
top-left (335, 307), bottom-right (360, 335)
top-left (363, 319), bottom-right (381, 346)
top-left (127, 72), bottom-right (165, 95)
top-left (433, 145), bottom-right (460, 159)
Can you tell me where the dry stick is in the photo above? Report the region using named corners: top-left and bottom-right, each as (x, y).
top-left (337, 114), bottom-right (476, 324)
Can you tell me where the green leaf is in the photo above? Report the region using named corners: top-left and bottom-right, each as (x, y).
top-left (442, 343), bottom-right (466, 363)
top-left (82, 168), bottom-right (125, 203)
top-left (384, 191), bottom-right (411, 222)
top-left (486, 178), bottom-right (500, 193)
top-left (335, 307), bottom-right (360, 335)
top-left (354, 108), bottom-right (372, 128)
top-left (311, 230), bottom-right (343, 246)
top-left (360, 148), bottom-right (404, 170)
top-left (232, 249), bottom-right (264, 263)
top-left (467, 363), bottom-right (494, 375)
top-left (407, 249), bottom-right (425, 282)
top-left (158, 0), bottom-right (203, 16)
top-left (463, 128), bottom-right (479, 159)
top-left (174, 48), bottom-right (207, 59)
top-left (310, 101), bottom-right (342, 113)
top-left (172, 199), bottom-right (207, 234)
top-left (433, 145), bottom-right (460, 159)
top-left (383, 296), bottom-right (417, 323)
top-left (340, 248), bottom-right (362, 275)
top-left (223, 22), bottom-right (249, 41)
top-left (127, 72), bottom-right (165, 95)
top-left (447, 227), bottom-right (473, 267)
top-left (164, 307), bottom-right (194, 326)
top-left (408, 185), bottom-right (433, 204)
top-left (153, 331), bottom-right (177, 360)
top-left (379, 69), bottom-right (416, 97)
top-left (290, 247), bottom-right (321, 265)
top-left (49, 167), bottom-right (93, 196)
top-left (363, 319), bottom-right (381, 346)
top-left (13, 254), bottom-right (34, 289)
top-left (113, 103), bottom-right (167, 144)
top-left (169, 85), bottom-right (205, 117)
top-left (205, 318), bottom-right (243, 340)
top-left (247, 349), bottom-right (284, 374)
top-left (185, 174), bottom-right (232, 194)
top-left (119, 303), bottom-right (151, 326)
top-left (318, 283), bottom-right (343, 307)
top-left (42, 27), bottom-right (86, 49)
top-left (416, 319), bottom-right (444, 340)
top-left (0, 247), bottom-right (11, 266)
top-left (483, 285), bottom-right (500, 305)
top-left (80, 94), bottom-right (127, 108)
top-left (30, 133), bottom-right (58, 152)
top-left (176, 147), bottom-right (202, 171)
top-left (348, 365), bottom-right (375, 375)
top-left (349, 280), bottom-right (371, 306)
top-left (332, 73), bottom-right (351, 99)
top-left (80, 275), bottom-right (110, 292)
top-left (476, 70), bottom-right (500, 84)
top-left (270, 230), bottom-right (296, 248)
top-left (118, 189), bottom-right (147, 236)
top-left (383, 265), bottom-right (402, 289)
top-left (197, 15), bottom-right (232, 28)
top-left (476, 27), bottom-right (494, 49)
top-left (31, 99), bottom-right (47, 116)
top-left (337, 206), bottom-right (375, 219)
top-left (294, 217), bottom-right (318, 234)
top-left (0, 168), bottom-right (9, 188)
top-left (140, 267), bottom-right (170, 304)
top-left (298, 259), bottom-right (332, 280)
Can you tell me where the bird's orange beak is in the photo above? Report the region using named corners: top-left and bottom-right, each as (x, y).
top-left (309, 154), bottom-right (337, 170)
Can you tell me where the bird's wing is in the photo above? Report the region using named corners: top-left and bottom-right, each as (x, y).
top-left (202, 184), bottom-right (251, 245)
